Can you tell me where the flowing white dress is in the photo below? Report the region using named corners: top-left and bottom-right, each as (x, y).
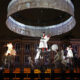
top-left (35, 35), bottom-right (50, 60)
top-left (66, 47), bottom-right (73, 58)
top-left (39, 35), bottom-right (50, 48)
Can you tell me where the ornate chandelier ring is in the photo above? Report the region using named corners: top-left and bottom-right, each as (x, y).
top-left (6, 0), bottom-right (76, 37)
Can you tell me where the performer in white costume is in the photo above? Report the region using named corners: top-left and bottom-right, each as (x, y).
top-left (66, 45), bottom-right (73, 65)
top-left (35, 32), bottom-right (50, 61)
top-left (39, 32), bottom-right (50, 51)
top-left (66, 45), bottom-right (73, 58)
top-left (5, 43), bottom-right (16, 56)
top-left (4, 43), bottom-right (16, 68)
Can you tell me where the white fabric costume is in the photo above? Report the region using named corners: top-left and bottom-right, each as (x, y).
top-left (35, 49), bottom-right (41, 60)
top-left (66, 47), bottom-right (73, 58)
top-left (35, 34), bottom-right (50, 61)
top-left (5, 43), bottom-right (16, 56)
top-left (39, 35), bottom-right (50, 49)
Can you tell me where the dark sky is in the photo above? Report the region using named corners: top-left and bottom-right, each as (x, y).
top-left (0, 0), bottom-right (80, 40)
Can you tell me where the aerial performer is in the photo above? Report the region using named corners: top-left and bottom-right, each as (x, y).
top-left (4, 43), bottom-right (16, 68)
top-left (35, 32), bottom-right (50, 60)
top-left (5, 43), bottom-right (16, 56)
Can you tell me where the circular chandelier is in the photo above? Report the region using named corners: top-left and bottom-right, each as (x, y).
top-left (6, 0), bottom-right (76, 37)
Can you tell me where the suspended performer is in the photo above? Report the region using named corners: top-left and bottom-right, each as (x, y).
top-left (39, 32), bottom-right (50, 52)
top-left (35, 32), bottom-right (50, 61)
top-left (5, 43), bottom-right (16, 56)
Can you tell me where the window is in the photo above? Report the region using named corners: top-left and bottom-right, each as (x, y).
top-left (15, 43), bottom-right (20, 52)
top-left (48, 44), bottom-right (51, 49)
top-left (34, 44), bottom-right (39, 51)
top-left (25, 44), bottom-right (30, 52)
top-left (15, 56), bottom-right (20, 63)
top-left (24, 55), bottom-right (29, 63)
top-left (0, 42), bottom-right (6, 54)
top-left (14, 56), bottom-right (20, 67)
top-left (72, 45), bottom-right (78, 54)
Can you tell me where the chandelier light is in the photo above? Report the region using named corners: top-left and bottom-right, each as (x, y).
top-left (6, 0), bottom-right (76, 37)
